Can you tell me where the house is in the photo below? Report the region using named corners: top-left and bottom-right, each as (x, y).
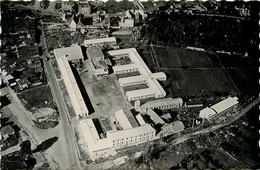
top-left (78, 3), bottom-right (91, 15)
top-left (69, 15), bottom-right (77, 32)
top-left (1, 125), bottom-right (15, 140)
top-left (16, 78), bottom-right (30, 91)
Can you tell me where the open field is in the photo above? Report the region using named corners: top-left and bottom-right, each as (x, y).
top-left (165, 69), bottom-right (236, 97)
top-left (226, 68), bottom-right (258, 97)
top-left (153, 46), bottom-right (215, 68)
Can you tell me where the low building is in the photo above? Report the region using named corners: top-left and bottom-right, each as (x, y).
top-left (185, 100), bottom-right (203, 108)
top-left (136, 114), bottom-right (146, 126)
top-left (86, 46), bottom-right (104, 62)
top-left (1, 125), bottom-right (15, 139)
top-left (139, 98), bottom-right (183, 113)
top-left (16, 78), bottom-right (30, 91)
top-left (84, 37), bottom-right (117, 48)
top-left (210, 96), bottom-right (239, 114)
top-left (54, 45), bottom-right (84, 66)
top-left (146, 109), bottom-right (165, 125)
top-left (199, 107), bottom-right (216, 120)
top-left (159, 121), bottom-right (185, 137)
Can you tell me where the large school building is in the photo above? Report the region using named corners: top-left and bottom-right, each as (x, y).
top-left (109, 48), bottom-right (167, 101)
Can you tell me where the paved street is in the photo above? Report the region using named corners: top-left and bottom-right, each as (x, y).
top-left (40, 21), bottom-right (81, 169)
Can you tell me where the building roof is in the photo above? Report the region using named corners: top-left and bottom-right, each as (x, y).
top-left (56, 56), bottom-right (88, 118)
top-left (119, 75), bottom-right (148, 85)
top-left (87, 46), bottom-right (104, 59)
top-left (146, 109), bottom-right (165, 125)
top-left (112, 63), bottom-right (140, 72)
top-left (171, 120), bottom-right (185, 131)
top-left (136, 114), bottom-right (146, 126)
top-left (115, 109), bottom-right (133, 129)
top-left (186, 100), bottom-right (203, 105)
top-left (126, 88), bottom-right (158, 99)
top-left (84, 37), bottom-right (116, 46)
top-left (141, 98), bottom-right (183, 109)
top-left (80, 119), bottom-right (113, 153)
top-left (210, 96), bottom-right (239, 114)
top-left (199, 107), bottom-right (216, 119)
top-left (109, 48), bottom-right (166, 100)
top-left (107, 124), bottom-right (155, 140)
top-left (150, 72), bottom-right (166, 80)
top-left (1, 125), bottom-right (14, 136)
top-left (54, 45), bottom-right (84, 61)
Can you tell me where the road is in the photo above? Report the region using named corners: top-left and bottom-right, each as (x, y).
top-left (40, 20), bottom-right (81, 170)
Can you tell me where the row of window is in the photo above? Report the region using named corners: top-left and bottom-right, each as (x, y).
top-left (129, 94), bottom-right (155, 101)
top-left (121, 80), bottom-right (147, 87)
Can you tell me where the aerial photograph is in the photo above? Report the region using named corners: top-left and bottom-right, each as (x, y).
top-left (0, 0), bottom-right (259, 169)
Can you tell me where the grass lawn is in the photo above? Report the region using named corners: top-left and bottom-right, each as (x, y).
top-left (18, 85), bottom-right (56, 112)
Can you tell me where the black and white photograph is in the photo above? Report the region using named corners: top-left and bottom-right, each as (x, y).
top-left (0, 0), bottom-right (259, 169)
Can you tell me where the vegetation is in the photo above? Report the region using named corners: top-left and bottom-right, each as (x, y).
top-left (142, 4), bottom-right (258, 57)
top-left (17, 85), bottom-right (56, 112)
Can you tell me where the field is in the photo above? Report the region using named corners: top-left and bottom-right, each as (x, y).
top-left (226, 68), bottom-right (258, 98)
top-left (146, 46), bottom-right (243, 98)
top-left (153, 46), bottom-right (215, 68)
top-left (165, 69), bottom-right (236, 97)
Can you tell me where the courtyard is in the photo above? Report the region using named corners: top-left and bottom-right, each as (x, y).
top-left (78, 59), bottom-right (134, 119)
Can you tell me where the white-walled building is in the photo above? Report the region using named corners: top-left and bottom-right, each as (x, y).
top-left (210, 96), bottom-right (239, 114)
top-left (199, 96), bottom-right (239, 120)
top-left (54, 45), bottom-right (84, 66)
top-left (55, 55), bottom-right (88, 119)
top-left (79, 110), bottom-right (156, 158)
top-left (139, 98), bottom-right (183, 113)
top-left (109, 48), bottom-right (166, 101)
top-left (84, 37), bottom-right (117, 48)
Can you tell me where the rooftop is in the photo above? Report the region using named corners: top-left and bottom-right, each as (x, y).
top-left (87, 46), bottom-right (104, 59)
top-left (210, 96), bottom-right (238, 114)
top-left (141, 98), bottom-right (183, 108)
top-left (146, 109), bottom-right (165, 125)
top-left (84, 37), bottom-right (116, 46)
top-left (54, 45), bottom-right (84, 61)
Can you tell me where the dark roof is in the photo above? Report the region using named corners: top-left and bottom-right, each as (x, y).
top-left (80, 15), bottom-right (93, 25)
top-left (186, 100), bottom-right (203, 105)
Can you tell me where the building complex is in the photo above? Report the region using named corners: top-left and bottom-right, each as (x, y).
top-left (79, 109), bottom-right (156, 157)
top-left (109, 48), bottom-right (167, 101)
